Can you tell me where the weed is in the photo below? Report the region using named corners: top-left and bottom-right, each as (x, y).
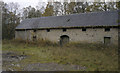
top-left (2, 39), bottom-right (118, 71)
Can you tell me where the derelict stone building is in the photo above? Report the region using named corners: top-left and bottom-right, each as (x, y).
top-left (15, 10), bottom-right (119, 45)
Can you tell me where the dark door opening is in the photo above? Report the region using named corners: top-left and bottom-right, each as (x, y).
top-left (104, 37), bottom-right (111, 44)
top-left (33, 35), bottom-right (37, 41)
top-left (60, 35), bottom-right (69, 46)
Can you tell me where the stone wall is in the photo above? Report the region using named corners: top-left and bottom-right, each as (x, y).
top-left (15, 30), bottom-right (32, 41)
top-left (15, 27), bottom-right (118, 45)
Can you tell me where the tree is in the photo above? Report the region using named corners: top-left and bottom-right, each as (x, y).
top-left (116, 1), bottom-right (120, 10)
top-left (75, 2), bottom-right (89, 13)
top-left (28, 7), bottom-right (36, 18)
top-left (2, 2), bottom-right (20, 39)
top-left (53, 1), bottom-right (63, 16)
top-left (42, 2), bottom-right (54, 16)
top-left (36, 2), bottom-right (46, 14)
top-left (67, 2), bottom-right (76, 14)
top-left (22, 6), bottom-right (42, 19)
top-left (63, 2), bottom-right (69, 15)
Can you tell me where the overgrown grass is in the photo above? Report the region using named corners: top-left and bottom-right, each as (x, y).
top-left (2, 39), bottom-right (118, 71)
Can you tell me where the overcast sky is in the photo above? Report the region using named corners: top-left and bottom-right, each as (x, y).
top-left (3, 0), bottom-right (118, 9)
top-left (3, 0), bottom-right (48, 9)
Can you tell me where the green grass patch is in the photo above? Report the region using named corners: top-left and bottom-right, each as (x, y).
top-left (2, 39), bottom-right (118, 71)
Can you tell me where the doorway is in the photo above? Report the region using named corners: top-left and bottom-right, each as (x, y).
top-left (104, 37), bottom-right (111, 44)
top-left (33, 35), bottom-right (37, 41)
top-left (60, 35), bottom-right (69, 46)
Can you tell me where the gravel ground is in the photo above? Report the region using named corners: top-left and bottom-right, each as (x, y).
top-left (23, 63), bottom-right (86, 71)
top-left (2, 51), bottom-right (87, 71)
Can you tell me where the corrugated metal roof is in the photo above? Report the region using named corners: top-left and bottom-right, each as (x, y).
top-left (16, 10), bottom-right (119, 29)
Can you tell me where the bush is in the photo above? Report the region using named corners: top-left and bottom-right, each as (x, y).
top-left (3, 38), bottom-right (59, 47)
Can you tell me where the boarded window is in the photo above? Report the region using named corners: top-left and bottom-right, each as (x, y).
top-left (104, 37), bottom-right (111, 44)
top-left (82, 28), bottom-right (86, 31)
top-left (105, 28), bottom-right (110, 31)
top-left (47, 29), bottom-right (50, 32)
top-left (63, 28), bottom-right (67, 32)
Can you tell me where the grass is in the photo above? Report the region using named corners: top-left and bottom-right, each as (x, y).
top-left (2, 39), bottom-right (118, 71)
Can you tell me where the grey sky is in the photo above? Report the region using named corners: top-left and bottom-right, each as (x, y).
top-left (3, 0), bottom-right (119, 9)
top-left (3, 0), bottom-right (48, 9)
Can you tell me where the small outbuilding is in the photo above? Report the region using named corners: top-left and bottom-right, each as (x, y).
top-left (15, 10), bottom-right (119, 45)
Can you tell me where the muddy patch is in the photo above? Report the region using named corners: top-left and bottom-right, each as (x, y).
top-left (3, 51), bottom-right (27, 62)
top-left (2, 51), bottom-right (87, 71)
top-left (2, 51), bottom-right (27, 71)
top-left (23, 63), bottom-right (87, 71)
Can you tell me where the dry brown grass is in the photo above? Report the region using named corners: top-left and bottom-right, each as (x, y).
top-left (2, 39), bottom-right (118, 71)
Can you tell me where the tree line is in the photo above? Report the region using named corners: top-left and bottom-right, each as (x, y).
top-left (2, 1), bottom-right (120, 39)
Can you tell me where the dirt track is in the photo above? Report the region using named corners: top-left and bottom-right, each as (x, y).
top-left (2, 51), bottom-right (87, 71)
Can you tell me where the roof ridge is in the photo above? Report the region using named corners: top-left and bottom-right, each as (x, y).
top-left (16, 10), bottom-right (118, 29)
top-left (23, 10), bottom-right (118, 20)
